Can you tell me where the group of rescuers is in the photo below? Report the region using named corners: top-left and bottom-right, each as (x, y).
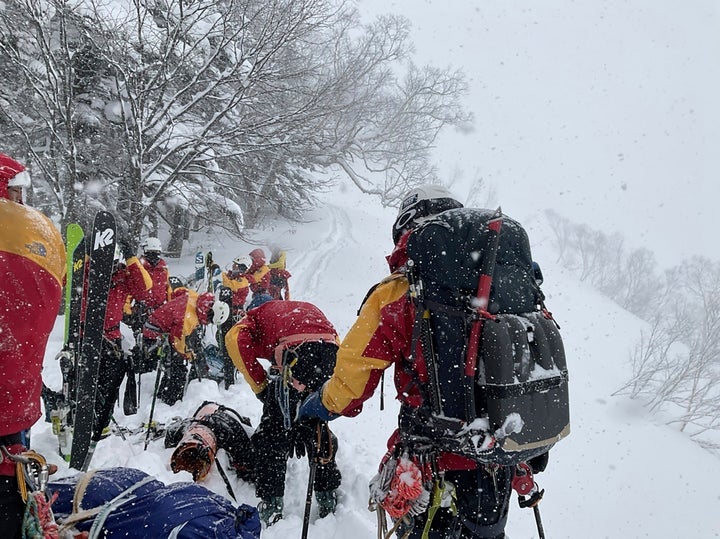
top-left (2, 149), bottom-right (537, 539)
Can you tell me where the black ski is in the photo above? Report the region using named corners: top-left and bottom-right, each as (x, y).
top-left (216, 285), bottom-right (235, 389)
top-left (70, 211), bottom-right (116, 470)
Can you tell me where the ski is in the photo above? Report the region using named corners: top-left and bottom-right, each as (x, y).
top-left (216, 285), bottom-right (235, 389)
top-left (193, 251), bottom-right (205, 289)
top-left (63, 223), bottom-right (85, 346)
top-left (205, 251), bottom-right (215, 292)
top-left (50, 223), bottom-right (86, 460)
top-left (69, 211), bottom-right (116, 471)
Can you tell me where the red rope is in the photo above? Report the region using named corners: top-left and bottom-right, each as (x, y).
top-left (381, 457), bottom-right (425, 519)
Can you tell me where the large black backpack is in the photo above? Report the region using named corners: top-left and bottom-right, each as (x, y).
top-left (402, 207), bottom-right (570, 465)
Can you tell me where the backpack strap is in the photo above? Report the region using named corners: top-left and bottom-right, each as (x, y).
top-left (406, 264), bottom-right (443, 417)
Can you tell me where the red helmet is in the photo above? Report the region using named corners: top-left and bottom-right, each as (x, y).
top-left (0, 153), bottom-right (29, 200)
top-left (247, 248), bottom-right (266, 272)
top-left (249, 248), bottom-right (266, 264)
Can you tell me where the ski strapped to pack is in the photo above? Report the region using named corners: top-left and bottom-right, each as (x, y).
top-left (463, 209), bottom-right (502, 422)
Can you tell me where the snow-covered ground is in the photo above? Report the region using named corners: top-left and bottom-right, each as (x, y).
top-left (35, 180), bottom-right (720, 538)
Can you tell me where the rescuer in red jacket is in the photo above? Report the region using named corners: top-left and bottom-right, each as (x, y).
top-left (0, 153), bottom-right (65, 537)
top-left (143, 291), bottom-right (229, 404)
top-left (90, 240), bottom-right (152, 441)
top-left (225, 296), bottom-right (341, 526)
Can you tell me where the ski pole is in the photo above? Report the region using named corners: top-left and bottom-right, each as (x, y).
top-left (301, 425), bottom-right (320, 539)
top-left (215, 458), bottom-right (236, 501)
top-left (533, 505), bottom-right (546, 539)
top-left (144, 339), bottom-right (166, 451)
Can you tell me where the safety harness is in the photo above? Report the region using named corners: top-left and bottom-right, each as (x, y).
top-left (1, 443), bottom-right (59, 538)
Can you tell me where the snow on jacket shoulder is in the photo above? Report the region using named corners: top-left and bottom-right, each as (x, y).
top-left (0, 199), bottom-right (66, 436)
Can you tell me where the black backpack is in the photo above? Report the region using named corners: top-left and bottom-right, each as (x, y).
top-left (402, 207), bottom-right (570, 465)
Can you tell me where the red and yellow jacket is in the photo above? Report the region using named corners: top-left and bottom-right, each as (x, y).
top-left (143, 289), bottom-right (207, 358)
top-left (102, 257), bottom-right (152, 340)
top-left (135, 256), bottom-right (171, 309)
top-left (225, 300), bottom-right (339, 395)
top-left (321, 273), bottom-right (422, 417)
top-left (0, 200), bottom-right (65, 436)
top-left (321, 267), bottom-right (483, 472)
top-left (221, 271), bottom-right (250, 309)
top-left (247, 248), bottom-right (271, 294)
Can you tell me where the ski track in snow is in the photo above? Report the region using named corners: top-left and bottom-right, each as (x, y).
top-left (292, 203), bottom-right (355, 299)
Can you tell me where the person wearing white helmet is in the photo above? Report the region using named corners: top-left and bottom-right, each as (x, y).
top-left (391, 184), bottom-right (464, 245)
top-left (298, 184), bottom-right (526, 539)
top-left (221, 254), bottom-right (253, 321)
top-left (130, 237), bottom-right (172, 325)
top-left (1, 152), bottom-right (65, 536)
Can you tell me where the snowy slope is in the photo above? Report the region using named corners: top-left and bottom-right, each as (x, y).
top-left (34, 180), bottom-right (720, 538)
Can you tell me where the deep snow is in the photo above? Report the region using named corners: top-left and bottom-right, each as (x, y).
top-left (34, 180), bottom-right (720, 538)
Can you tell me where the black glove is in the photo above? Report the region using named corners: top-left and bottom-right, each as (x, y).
top-left (290, 419), bottom-right (318, 459)
top-left (132, 345), bottom-right (153, 374)
top-left (118, 236), bottom-right (135, 259)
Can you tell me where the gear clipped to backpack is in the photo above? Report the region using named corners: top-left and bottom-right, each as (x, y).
top-left (403, 207), bottom-right (570, 465)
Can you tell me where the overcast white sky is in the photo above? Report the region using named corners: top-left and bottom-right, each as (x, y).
top-left (360, 0), bottom-right (720, 267)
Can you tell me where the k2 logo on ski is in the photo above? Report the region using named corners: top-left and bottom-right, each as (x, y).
top-left (94, 228), bottom-right (115, 251)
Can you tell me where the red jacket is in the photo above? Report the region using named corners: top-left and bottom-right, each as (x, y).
top-left (143, 290), bottom-right (212, 358)
top-left (225, 300), bottom-right (339, 395)
top-left (247, 249), bottom-right (271, 294)
top-left (103, 257), bottom-right (152, 339)
top-left (321, 251), bottom-right (482, 472)
top-left (136, 256), bottom-right (171, 309)
top-left (0, 200), bottom-right (65, 436)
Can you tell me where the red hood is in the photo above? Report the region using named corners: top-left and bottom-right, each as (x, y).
top-left (386, 230), bottom-right (411, 272)
top-left (197, 292), bottom-right (214, 324)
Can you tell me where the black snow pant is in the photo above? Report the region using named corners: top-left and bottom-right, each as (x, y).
top-left (159, 349), bottom-right (189, 405)
top-left (92, 338), bottom-right (127, 441)
top-left (250, 379), bottom-right (341, 500)
top-left (397, 465), bottom-right (513, 539)
top-left (0, 475), bottom-right (23, 539)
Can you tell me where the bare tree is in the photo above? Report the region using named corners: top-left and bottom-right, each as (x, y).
top-left (1, 0), bottom-right (472, 253)
top-left (614, 258), bottom-right (720, 453)
top-left (0, 0), bottom-right (103, 229)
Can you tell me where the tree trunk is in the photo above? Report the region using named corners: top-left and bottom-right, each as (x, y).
top-left (165, 205), bottom-right (186, 258)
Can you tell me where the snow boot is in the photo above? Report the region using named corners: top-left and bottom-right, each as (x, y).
top-left (316, 490), bottom-right (337, 518)
top-left (258, 496), bottom-right (283, 526)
